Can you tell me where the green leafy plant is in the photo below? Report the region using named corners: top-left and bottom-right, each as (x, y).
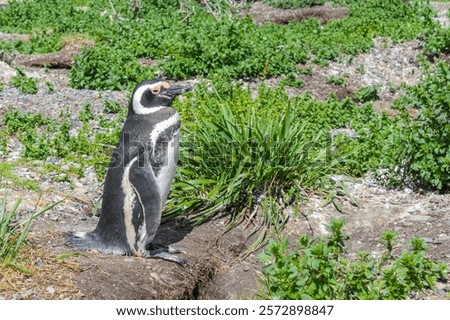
top-left (395, 61), bottom-right (450, 190)
top-left (45, 81), bottom-right (54, 93)
top-left (0, 129), bottom-right (7, 154)
top-left (386, 81), bottom-right (397, 94)
top-left (422, 26), bottom-right (450, 58)
top-left (1, 107), bottom-right (122, 180)
top-left (103, 100), bottom-right (124, 114)
top-left (69, 46), bottom-right (156, 90)
top-left (280, 72), bottom-right (305, 88)
top-left (297, 66), bottom-right (313, 75)
top-left (175, 74), bottom-right (448, 193)
top-left (259, 219), bottom-right (448, 299)
top-left (326, 75), bottom-right (348, 87)
top-left (78, 102), bottom-right (94, 123)
top-left (353, 84), bottom-right (380, 103)
top-left (1, 190), bottom-right (63, 273)
top-left (356, 64), bottom-right (365, 75)
top-left (9, 68), bottom-right (39, 94)
top-left (0, 0), bottom-right (439, 88)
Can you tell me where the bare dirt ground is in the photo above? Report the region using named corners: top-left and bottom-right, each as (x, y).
top-left (0, 2), bottom-right (449, 300)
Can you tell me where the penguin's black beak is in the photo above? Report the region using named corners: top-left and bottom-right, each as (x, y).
top-left (164, 82), bottom-right (192, 98)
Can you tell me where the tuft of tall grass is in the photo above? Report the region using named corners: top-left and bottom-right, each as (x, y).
top-left (165, 99), bottom-right (344, 249)
top-left (0, 190), bottom-right (63, 273)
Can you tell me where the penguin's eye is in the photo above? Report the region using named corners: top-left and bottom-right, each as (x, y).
top-left (151, 88), bottom-right (160, 95)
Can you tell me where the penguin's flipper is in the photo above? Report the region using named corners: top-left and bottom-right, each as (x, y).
top-left (128, 158), bottom-right (162, 245)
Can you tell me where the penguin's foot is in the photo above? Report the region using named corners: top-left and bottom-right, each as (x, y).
top-left (65, 231), bottom-right (130, 255)
top-left (146, 243), bottom-right (187, 265)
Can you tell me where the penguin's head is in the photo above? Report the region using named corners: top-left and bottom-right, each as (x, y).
top-left (130, 79), bottom-right (192, 115)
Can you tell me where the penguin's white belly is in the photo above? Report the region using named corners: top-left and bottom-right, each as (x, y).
top-left (155, 131), bottom-right (179, 205)
top-left (122, 158), bottom-right (139, 251)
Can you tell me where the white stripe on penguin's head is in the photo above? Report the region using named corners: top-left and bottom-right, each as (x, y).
top-left (132, 81), bottom-right (170, 115)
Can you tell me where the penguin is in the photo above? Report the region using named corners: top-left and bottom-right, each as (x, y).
top-left (65, 79), bottom-right (192, 264)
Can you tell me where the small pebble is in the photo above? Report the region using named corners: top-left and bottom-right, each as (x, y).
top-left (444, 218), bottom-right (450, 227)
top-left (421, 237), bottom-right (433, 244)
top-left (47, 286), bottom-right (55, 294)
top-left (408, 215), bottom-right (435, 222)
top-left (429, 197), bottom-right (440, 204)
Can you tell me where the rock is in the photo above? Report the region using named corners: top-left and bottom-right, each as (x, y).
top-left (0, 61), bottom-right (16, 83)
top-left (47, 286), bottom-right (55, 294)
top-left (409, 215), bottom-right (435, 222)
top-left (406, 203), bottom-right (425, 214)
top-left (444, 217), bottom-right (450, 227)
top-left (422, 237), bottom-right (434, 244)
top-left (24, 289), bottom-right (33, 297)
top-left (433, 235), bottom-right (450, 244)
top-left (429, 196), bottom-right (440, 204)
top-left (403, 187), bottom-right (413, 194)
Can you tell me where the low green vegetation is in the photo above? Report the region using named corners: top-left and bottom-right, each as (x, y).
top-left (353, 84), bottom-right (380, 103)
top-left (173, 63), bottom-right (450, 193)
top-left (0, 162), bottom-right (40, 190)
top-left (1, 103), bottom-right (126, 181)
top-left (394, 61), bottom-right (450, 190)
top-left (258, 219), bottom-right (448, 299)
top-left (0, 130), bottom-right (7, 154)
top-left (9, 67), bottom-right (39, 94)
top-left (326, 75), bottom-right (348, 87)
top-left (70, 46), bottom-right (156, 91)
top-left (0, 0), bottom-right (444, 89)
top-left (280, 72), bottom-right (305, 88)
top-left (103, 100), bottom-right (124, 114)
top-left (45, 81), bottom-right (55, 93)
